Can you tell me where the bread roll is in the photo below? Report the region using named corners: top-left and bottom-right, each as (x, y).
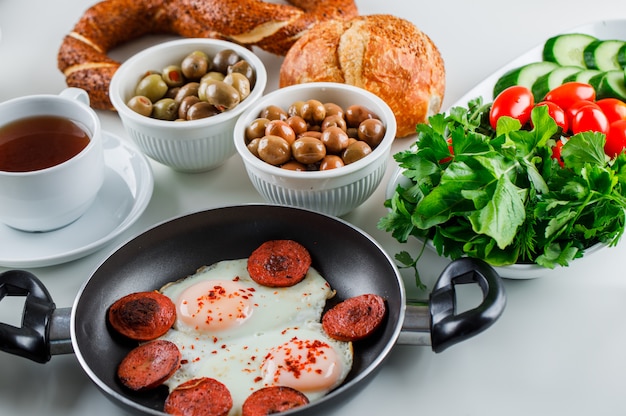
top-left (279, 14), bottom-right (445, 138)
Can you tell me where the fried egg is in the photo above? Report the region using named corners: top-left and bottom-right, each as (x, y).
top-left (158, 258), bottom-right (353, 415)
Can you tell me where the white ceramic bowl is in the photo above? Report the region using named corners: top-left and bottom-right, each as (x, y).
top-left (386, 166), bottom-right (609, 279)
top-left (110, 38), bottom-right (267, 173)
top-left (234, 82), bottom-right (397, 217)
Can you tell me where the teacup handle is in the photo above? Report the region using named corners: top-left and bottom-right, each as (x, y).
top-left (59, 87), bottom-right (91, 106)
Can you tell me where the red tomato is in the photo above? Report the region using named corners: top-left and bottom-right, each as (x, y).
top-left (543, 82), bottom-right (596, 111)
top-left (565, 100), bottom-right (600, 132)
top-left (596, 98), bottom-right (626, 123)
top-left (571, 105), bottom-right (609, 135)
top-left (439, 137), bottom-right (454, 164)
top-left (605, 119), bottom-right (626, 158)
top-left (534, 101), bottom-right (568, 132)
top-left (489, 86), bottom-right (535, 129)
top-left (551, 138), bottom-right (566, 167)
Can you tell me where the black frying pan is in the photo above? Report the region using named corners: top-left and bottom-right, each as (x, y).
top-left (0, 204), bottom-right (506, 415)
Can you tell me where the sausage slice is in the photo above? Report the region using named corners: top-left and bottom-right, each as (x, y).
top-left (108, 291), bottom-right (176, 341)
top-left (164, 377), bottom-right (233, 416)
top-left (322, 294), bottom-right (387, 341)
top-left (242, 386), bottom-right (310, 416)
top-left (247, 240), bottom-right (312, 287)
top-left (117, 339), bottom-right (181, 391)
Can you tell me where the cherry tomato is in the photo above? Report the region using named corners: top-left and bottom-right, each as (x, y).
top-left (596, 98), bottom-right (626, 123)
top-left (543, 82), bottom-right (596, 111)
top-left (551, 138), bottom-right (566, 167)
top-left (605, 119), bottom-right (626, 158)
top-left (534, 101), bottom-right (568, 132)
top-left (565, 100), bottom-right (600, 132)
top-left (571, 104), bottom-right (609, 135)
top-left (489, 85), bottom-right (534, 129)
top-left (439, 137), bottom-right (454, 164)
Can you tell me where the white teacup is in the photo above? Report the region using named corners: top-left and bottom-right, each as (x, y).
top-left (0, 88), bottom-right (104, 232)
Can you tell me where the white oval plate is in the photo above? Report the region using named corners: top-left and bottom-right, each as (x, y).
top-left (385, 19), bottom-right (624, 279)
top-left (0, 131), bottom-right (154, 268)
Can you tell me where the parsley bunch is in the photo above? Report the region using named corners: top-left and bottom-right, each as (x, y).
top-left (379, 98), bottom-right (626, 288)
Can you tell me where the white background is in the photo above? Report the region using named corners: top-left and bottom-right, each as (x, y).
top-left (2, 0), bottom-right (626, 415)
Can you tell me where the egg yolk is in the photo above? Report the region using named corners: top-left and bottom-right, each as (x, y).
top-left (261, 336), bottom-right (342, 392)
top-left (177, 279), bottom-right (255, 332)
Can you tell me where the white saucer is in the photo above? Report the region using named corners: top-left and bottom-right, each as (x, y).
top-left (0, 131), bottom-right (154, 268)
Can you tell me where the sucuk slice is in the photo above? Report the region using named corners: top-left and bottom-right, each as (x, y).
top-left (493, 61), bottom-right (559, 98)
top-left (322, 293), bottom-right (387, 342)
top-left (247, 240), bottom-right (312, 287)
top-left (108, 291), bottom-right (176, 341)
top-left (543, 33), bottom-right (598, 67)
top-left (241, 386), bottom-right (310, 416)
top-left (583, 39), bottom-right (626, 71)
top-left (117, 340), bottom-right (181, 391)
top-left (164, 377), bottom-right (233, 416)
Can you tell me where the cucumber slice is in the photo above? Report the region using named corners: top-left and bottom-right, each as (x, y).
top-left (563, 69), bottom-right (602, 83)
top-left (583, 40), bottom-right (626, 71)
top-left (588, 72), bottom-right (606, 92)
top-left (493, 61), bottom-right (559, 98)
top-left (543, 33), bottom-right (597, 67)
top-left (595, 70), bottom-right (626, 100)
top-left (617, 43), bottom-right (626, 67)
top-left (531, 66), bottom-right (582, 101)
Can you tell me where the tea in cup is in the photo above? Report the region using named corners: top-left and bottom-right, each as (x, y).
top-left (0, 88), bottom-right (105, 232)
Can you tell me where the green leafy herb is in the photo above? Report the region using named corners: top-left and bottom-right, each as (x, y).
top-left (379, 97), bottom-right (626, 287)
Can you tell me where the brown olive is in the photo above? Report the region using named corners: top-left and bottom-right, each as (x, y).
top-left (257, 135), bottom-right (292, 165)
top-left (174, 82), bottom-right (200, 104)
top-left (345, 105), bottom-right (380, 127)
top-left (292, 136), bottom-right (326, 164)
top-left (205, 81), bottom-right (241, 111)
top-left (245, 118), bottom-right (270, 143)
top-left (212, 49), bottom-right (241, 74)
top-left (127, 95), bottom-right (153, 117)
top-left (228, 60), bottom-right (256, 89)
top-left (162, 65), bottom-right (185, 87)
top-left (135, 73), bottom-right (168, 103)
top-left (152, 98), bottom-right (179, 121)
top-left (299, 131), bottom-right (322, 140)
top-left (357, 118), bottom-right (386, 148)
top-left (260, 105), bottom-right (288, 121)
top-left (201, 71), bottom-right (225, 83)
top-left (181, 50), bottom-right (210, 80)
top-left (281, 160), bottom-right (307, 171)
top-left (265, 120), bottom-right (296, 145)
top-left (321, 114), bottom-right (347, 132)
top-left (286, 116), bottom-right (308, 135)
top-left (224, 73), bottom-right (251, 101)
top-left (300, 99), bottom-right (326, 124)
top-left (287, 101), bottom-right (306, 118)
top-left (247, 138), bottom-right (261, 157)
top-left (324, 102), bottom-right (344, 118)
top-left (320, 126), bottom-right (349, 154)
top-left (319, 155), bottom-right (345, 171)
top-left (346, 127), bottom-right (359, 139)
top-left (342, 140), bottom-right (372, 164)
top-left (187, 101), bottom-right (219, 120)
top-left (178, 95), bottom-right (201, 119)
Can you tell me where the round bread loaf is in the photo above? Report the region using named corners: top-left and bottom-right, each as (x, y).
top-left (279, 14), bottom-right (445, 138)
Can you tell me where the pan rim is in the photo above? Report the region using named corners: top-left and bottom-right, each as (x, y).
top-left (70, 203), bottom-right (407, 415)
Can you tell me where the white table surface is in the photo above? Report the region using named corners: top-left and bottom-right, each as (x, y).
top-left (2, 1), bottom-right (626, 415)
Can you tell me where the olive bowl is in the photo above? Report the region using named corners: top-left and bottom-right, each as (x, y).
top-left (109, 38), bottom-right (267, 173)
top-left (233, 82), bottom-right (397, 217)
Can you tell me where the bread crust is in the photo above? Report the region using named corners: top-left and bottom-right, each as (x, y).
top-left (279, 15), bottom-right (445, 138)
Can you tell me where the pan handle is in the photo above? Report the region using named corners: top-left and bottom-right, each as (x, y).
top-left (398, 258), bottom-right (506, 352)
top-left (0, 270), bottom-right (73, 363)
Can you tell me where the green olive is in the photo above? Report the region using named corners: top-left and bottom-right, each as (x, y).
top-left (181, 50), bottom-right (210, 80)
top-left (135, 73), bottom-right (168, 103)
top-left (245, 118), bottom-right (270, 143)
top-left (152, 98), bottom-right (179, 121)
top-left (178, 95), bottom-right (201, 119)
top-left (224, 73), bottom-right (251, 101)
top-left (212, 49), bottom-right (241, 74)
top-left (342, 140), bottom-right (372, 164)
top-left (201, 71), bottom-right (225, 83)
top-left (187, 101), bottom-right (219, 120)
top-left (162, 65), bottom-right (185, 87)
top-left (127, 95), bottom-right (153, 117)
top-left (257, 135), bottom-right (291, 165)
top-left (228, 60), bottom-right (256, 88)
top-left (198, 78), bottom-right (220, 102)
top-left (357, 118), bottom-right (386, 148)
top-left (292, 136), bottom-right (326, 164)
top-left (205, 81), bottom-right (241, 111)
